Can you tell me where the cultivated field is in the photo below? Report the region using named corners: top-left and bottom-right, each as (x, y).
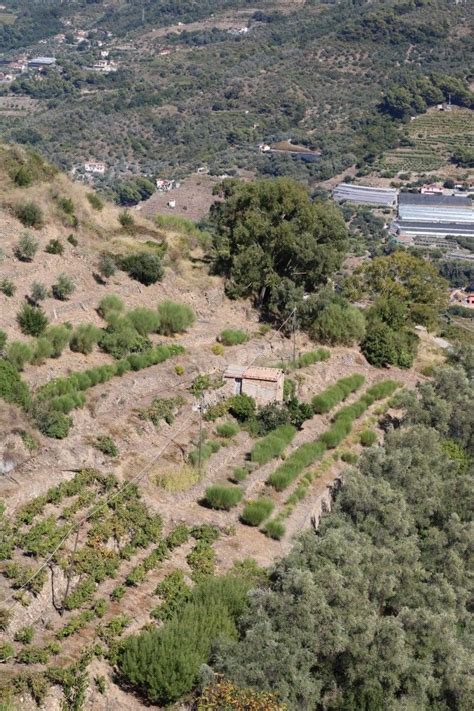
top-left (379, 107), bottom-right (474, 176)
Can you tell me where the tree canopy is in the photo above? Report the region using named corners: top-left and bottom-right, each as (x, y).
top-left (210, 178), bottom-right (347, 320)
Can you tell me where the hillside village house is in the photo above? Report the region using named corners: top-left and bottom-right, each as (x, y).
top-left (224, 366), bottom-right (284, 406)
top-left (84, 161), bottom-right (106, 175)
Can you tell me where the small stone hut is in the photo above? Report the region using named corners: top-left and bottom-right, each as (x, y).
top-left (223, 365), bottom-right (284, 406)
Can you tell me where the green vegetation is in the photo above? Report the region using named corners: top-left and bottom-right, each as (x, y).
top-left (69, 324), bottom-right (102, 355)
top-left (204, 485), bottom-right (243, 510)
top-left (51, 273), bottom-right (75, 301)
top-left (157, 300), bottom-right (195, 335)
top-left (312, 374), bottom-right (365, 414)
top-left (211, 178), bottom-right (347, 324)
top-left (15, 232), bottom-right (38, 262)
top-left (240, 497), bottom-right (274, 527)
top-left (14, 202), bottom-right (43, 229)
top-left (17, 304), bottom-right (48, 337)
top-left (262, 520), bottom-right (285, 540)
top-left (121, 252), bottom-right (163, 286)
top-left (215, 421), bottom-right (239, 439)
top-left (4, 341), bottom-right (32, 371)
top-left (359, 429), bottom-right (377, 447)
top-left (215, 365), bottom-right (472, 710)
top-left (127, 307), bottom-right (160, 336)
top-left (30, 281), bottom-right (47, 304)
top-left (269, 380), bottom-right (398, 491)
top-left (94, 435), bottom-right (119, 458)
top-left (250, 424), bottom-right (296, 465)
top-left (117, 574), bottom-right (246, 703)
top-left (45, 238), bottom-right (64, 255)
top-left (139, 396), bottom-right (184, 428)
top-left (0, 278), bottom-right (15, 297)
top-left (296, 349), bottom-right (330, 368)
top-left (219, 329), bottom-right (249, 346)
top-left (309, 300), bottom-right (366, 346)
top-left (86, 192), bottom-right (103, 211)
top-left (98, 294), bottom-right (124, 319)
top-left (0, 359), bottom-right (30, 406)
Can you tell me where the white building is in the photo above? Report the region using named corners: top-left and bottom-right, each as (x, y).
top-left (84, 161), bottom-right (106, 175)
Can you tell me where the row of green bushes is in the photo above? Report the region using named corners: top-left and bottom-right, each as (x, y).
top-left (240, 497), bottom-right (275, 527)
top-left (312, 374), bottom-right (365, 414)
top-left (295, 348), bottom-right (331, 368)
top-left (250, 424), bottom-right (297, 465)
top-left (204, 485), bottom-right (243, 511)
top-left (268, 380), bottom-right (398, 491)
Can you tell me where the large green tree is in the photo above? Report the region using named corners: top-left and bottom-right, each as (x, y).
top-left (210, 178), bottom-right (347, 320)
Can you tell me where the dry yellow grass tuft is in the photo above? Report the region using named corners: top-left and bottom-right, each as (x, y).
top-left (154, 464), bottom-right (201, 492)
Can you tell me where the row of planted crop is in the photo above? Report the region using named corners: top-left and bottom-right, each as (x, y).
top-left (237, 381), bottom-right (399, 539)
top-left (266, 380), bottom-right (398, 492)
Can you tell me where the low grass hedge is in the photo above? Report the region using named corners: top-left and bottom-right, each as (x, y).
top-left (263, 520), bottom-right (285, 540)
top-left (204, 485), bottom-right (243, 511)
top-left (268, 380), bottom-right (398, 490)
top-left (215, 421), bottom-right (240, 439)
top-left (240, 497), bottom-right (274, 526)
top-left (268, 440), bottom-right (326, 491)
top-left (218, 329), bottom-right (249, 346)
top-left (250, 424), bottom-right (297, 465)
top-left (312, 374), bottom-right (365, 414)
top-left (360, 429), bottom-right (377, 447)
top-left (296, 348), bottom-right (330, 368)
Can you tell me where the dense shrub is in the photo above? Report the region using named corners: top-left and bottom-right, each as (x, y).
top-left (229, 394), bottom-right (256, 422)
top-left (360, 429), bottom-right (377, 447)
top-left (157, 300), bottom-right (195, 335)
top-left (31, 281), bottom-right (47, 304)
top-left (31, 337), bottom-right (54, 365)
top-left (127, 307), bottom-right (160, 335)
top-left (87, 192), bottom-right (103, 211)
top-left (15, 202), bottom-right (43, 228)
top-left (13, 165), bottom-right (32, 187)
top-left (240, 497), bottom-right (274, 526)
top-left (119, 210), bottom-right (134, 228)
top-left (219, 329), bottom-right (249, 346)
top-left (121, 252), bottom-right (163, 285)
top-left (15, 232), bottom-right (39, 261)
top-left (45, 324), bottom-right (70, 357)
top-left (95, 435), bottom-right (119, 458)
top-left (17, 304), bottom-right (49, 337)
top-left (0, 359), bottom-right (31, 406)
top-left (117, 575), bottom-right (251, 705)
top-left (35, 409), bottom-right (72, 439)
top-left (69, 324), bottom-right (102, 354)
top-left (0, 279), bottom-right (16, 297)
top-left (51, 273), bottom-right (75, 300)
top-left (67, 233), bottom-right (78, 247)
top-left (230, 466), bottom-right (250, 483)
top-left (98, 253), bottom-right (116, 280)
top-left (100, 324), bottom-right (150, 359)
top-left (309, 302), bottom-right (366, 346)
top-left (296, 348), bottom-right (331, 367)
top-left (0, 330), bottom-right (6, 352)
top-left (5, 341), bottom-right (32, 371)
top-left (263, 520), bottom-right (285, 540)
top-left (204, 485), bottom-right (243, 510)
top-left (98, 294), bottom-right (124, 319)
top-left (14, 625), bottom-right (35, 644)
top-left (312, 374), bottom-right (365, 414)
top-left (250, 424), bottom-right (297, 465)
top-left (45, 238), bottom-right (64, 255)
top-left (215, 421), bottom-right (240, 439)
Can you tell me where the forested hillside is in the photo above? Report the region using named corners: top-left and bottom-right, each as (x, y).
top-left (0, 0), bottom-right (472, 183)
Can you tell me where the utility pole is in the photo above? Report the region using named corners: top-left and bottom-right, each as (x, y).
top-left (292, 307), bottom-right (297, 367)
top-left (197, 392), bottom-right (205, 476)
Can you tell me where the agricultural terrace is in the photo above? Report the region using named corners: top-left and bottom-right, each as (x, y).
top-left (379, 107), bottom-right (474, 174)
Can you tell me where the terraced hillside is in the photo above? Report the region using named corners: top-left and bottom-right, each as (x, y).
top-left (380, 107), bottom-right (474, 174)
top-left (0, 145), bottom-right (428, 708)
